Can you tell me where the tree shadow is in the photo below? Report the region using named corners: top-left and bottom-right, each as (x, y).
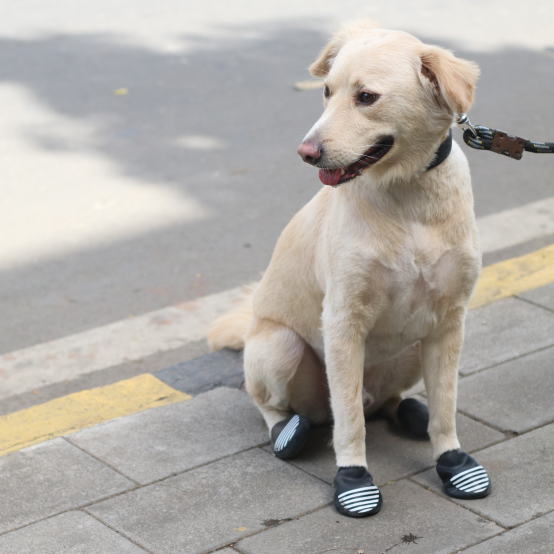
top-left (0, 25), bottom-right (327, 194)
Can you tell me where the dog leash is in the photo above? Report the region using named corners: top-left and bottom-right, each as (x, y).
top-left (456, 113), bottom-right (554, 160)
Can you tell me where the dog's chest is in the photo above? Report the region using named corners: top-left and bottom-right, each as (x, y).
top-left (363, 237), bottom-right (464, 359)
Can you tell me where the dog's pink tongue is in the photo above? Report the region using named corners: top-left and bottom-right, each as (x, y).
top-left (319, 168), bottom-right (341, 186)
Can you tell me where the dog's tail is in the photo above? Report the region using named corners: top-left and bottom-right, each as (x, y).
top-left (207, 285), bottom-right (256, 351)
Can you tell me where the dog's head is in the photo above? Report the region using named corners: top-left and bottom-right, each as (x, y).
top-left (298, 21), bottom-right (480, 186)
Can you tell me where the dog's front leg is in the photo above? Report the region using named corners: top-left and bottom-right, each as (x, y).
top-left (325, 328), bottom-right (367, 468)
top-left (421, 320), bottom-right (462, 460)
top-left (323, 312), bottom-right (383, 518)
top-left (421, 312), bottom-right (492, 500)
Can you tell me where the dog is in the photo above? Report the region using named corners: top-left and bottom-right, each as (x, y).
top-left (208, 21), bottom-right (490, 518)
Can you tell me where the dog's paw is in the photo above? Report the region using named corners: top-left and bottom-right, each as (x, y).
top-left (333, 466), bottom-right (383, 518)
top-left (397, 398), bottom-right (429, 437)
top-left (436, 450), bottom-right (491, 499)
top-left (271, 415), bottom-right (311, 459)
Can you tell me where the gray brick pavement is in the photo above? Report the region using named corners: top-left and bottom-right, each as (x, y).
top-left (519, 282), bottom-right (554, 313)
top-left (3, 290), bottom-right (554, 553)
top-left (0, 438), bottom-right (133, 535)
top-left (462, 511), bottom-right (554, 554)
top-left (68, 387), bottom-right (268, 484)
top-left (459, 297), bottom-right (554, 375)
top-left (87, 449), bottom-right (331, 554)
top-left (0, 511), bottom-right (147, 554)
top-left (457, 345), bottom-right (554, 432)
top-left (412, 423), bottom-right (554, 528)
top-left (237, 480), bottom-right (502, 554)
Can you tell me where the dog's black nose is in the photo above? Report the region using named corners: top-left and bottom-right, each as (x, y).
top-left (297, 141), bottom-right (322, 165)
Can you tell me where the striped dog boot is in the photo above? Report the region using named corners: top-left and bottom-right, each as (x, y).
top-left (397, 398), bottom-right (429, 436)
top-left (271, 415), bottom-right (311, 459)
top-left (437, 450), bottom-right (491, 499)
top-left (333, 466), bottom-right (383, 518)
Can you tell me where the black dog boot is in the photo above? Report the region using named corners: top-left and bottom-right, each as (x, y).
top-left (397, 398), bottom-right (429, 437)
top-left (333, 466), bottom-right (383, 518)
top-left (271, 415), bottom-right (311, 459)
top-left (437, 450), bottom-right (491, 499)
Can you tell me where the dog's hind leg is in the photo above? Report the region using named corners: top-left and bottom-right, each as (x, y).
top-left (244, 318), bottom-right (304, 429)
top-left (244, 317), bottom-right (325, 458)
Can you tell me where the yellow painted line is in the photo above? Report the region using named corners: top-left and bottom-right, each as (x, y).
top-left (0, 374), bottom-right (190, 457)
top-left (470, 243), bottom-right (554, 309)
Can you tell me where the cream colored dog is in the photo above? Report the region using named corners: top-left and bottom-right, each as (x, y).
top-left (209, 21), bottom-right (491, 517)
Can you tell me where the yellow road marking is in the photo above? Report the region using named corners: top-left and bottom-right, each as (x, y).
top-left (0, 374), bottom-right (190, 457)
top-left (470, 243), bottom-right (554, 309)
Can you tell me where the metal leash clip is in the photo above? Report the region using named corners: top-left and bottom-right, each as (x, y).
top-left (456, 114), bottom-right (554, 158)
top-left (456, 113), bottom-right (477, 138)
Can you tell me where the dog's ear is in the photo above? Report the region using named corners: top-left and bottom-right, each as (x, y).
top-left (309, 20), bottom-right (378, 77)
top-left (419, 46), bottom-right (480, 114)
top-left (309, 37), bottom-right (343, 77)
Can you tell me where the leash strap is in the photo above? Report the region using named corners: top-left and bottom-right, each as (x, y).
top-left (457, 114), bottom-right (554, 160)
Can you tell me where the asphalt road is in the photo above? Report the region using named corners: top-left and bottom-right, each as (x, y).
top-left (2, 1), bottom-right (554, 354)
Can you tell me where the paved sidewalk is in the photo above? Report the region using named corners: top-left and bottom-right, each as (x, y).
top-left (2, 287), bottom-right (554, 553)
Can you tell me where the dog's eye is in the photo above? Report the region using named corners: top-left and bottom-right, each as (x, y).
top-left (323, 85), bottom-right (330, 98)
top-left (358, 92), bottom-right (379, 105)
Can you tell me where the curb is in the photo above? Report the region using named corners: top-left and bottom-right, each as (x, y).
top-left (0, 374), bottom-right (191, 457)
top-left (0, 348), bottom-right (242, 458)
top-left (3, 241), bottom-right (554, 458)
top-left (154, 348), bottom-right (244, 394)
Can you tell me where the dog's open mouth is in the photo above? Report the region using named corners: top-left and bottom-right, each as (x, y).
top-left (319, 136), bottom-right (394, 187)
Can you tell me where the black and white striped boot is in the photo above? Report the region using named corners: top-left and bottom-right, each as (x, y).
top-left (333, 466), bottom-right (383, 518)
top-left (271, 415), bottom-right (311, 459)
top-left (437, 450), bottom-right (491, 499)
top-left (397, 398), bottom-right (429, 437)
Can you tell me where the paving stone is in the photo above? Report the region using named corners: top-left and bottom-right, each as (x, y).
top-left (459, 297), bottom-right (554, 375)
top-left (0, 438), bottom-right (132, 534)
top-left (462, 511), bottom-right (554, 554)
top-left (87, 448), bottom-right (332, 554)
top-left (236, 479), bottom-right (502, 554)
top-left (519, 282), bottom-right (554, 312)
top-left (283, 411), bottom-right (503, 486)
top-left (458, 345), bottom-right (554, 432)
top-left (0, 511), bottom-right (146, 554)
top-left (69, 387), bottom-right (268, 484)
top-left (155, 348), bottom-right (244, 395)
top-left (411, 423), bottom-right (554, 528)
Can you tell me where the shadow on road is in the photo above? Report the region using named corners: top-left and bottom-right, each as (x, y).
top-left (1, 22), bottom-right (553, 351)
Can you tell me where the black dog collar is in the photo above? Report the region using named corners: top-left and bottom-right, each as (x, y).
top-left (427, 129), bottom-right (452, 171)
